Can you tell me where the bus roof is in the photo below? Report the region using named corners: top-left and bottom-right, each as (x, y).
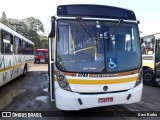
top-left (57, 4), bottom-right (136, 21)
top-left (0, 23), bottom-right (34, 45)
top-left (140, 32), bottom-right (160, 39)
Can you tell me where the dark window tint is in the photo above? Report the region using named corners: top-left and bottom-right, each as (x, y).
top-left (1, 31), bottom-right (13, 54)
top-left (14, 36), bottom-right (21, 54)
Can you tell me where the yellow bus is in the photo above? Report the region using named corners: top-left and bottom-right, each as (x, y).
top-left (0, 23), bottom-right (34, 87)
top-left (141, 33), bottom-right (160, 86)
top-left (48, 4), bottom-right (142, 110)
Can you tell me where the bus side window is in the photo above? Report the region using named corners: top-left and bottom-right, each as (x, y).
top-left (1, 41), bottom-right (5, 54)
top-left (14, 36), bottom-right (21, 55)
top-left (1, 30), bottom-right (13, 54)
top-left (28, 43), bottom-right (33, 55)
top-left (31, 45), bottom-right (34, 55)
top-left (1, 31), bottom-right (5, 54)
top-left (29, 43), bottom-right (32, 55)
top-left (22, 40), bottom-right (27, 55)
top-left (26, 42), bottom-right (29, 55)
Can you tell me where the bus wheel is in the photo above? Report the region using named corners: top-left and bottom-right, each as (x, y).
top-left (143, 68), bottom-right (156, 86)
top-left (35, 59), bottom-right (40, 64)
top-left (23, 64), bottom-right (28, 76)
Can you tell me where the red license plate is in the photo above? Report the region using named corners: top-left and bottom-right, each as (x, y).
top-left (98, 97), bottom-right (113, 103)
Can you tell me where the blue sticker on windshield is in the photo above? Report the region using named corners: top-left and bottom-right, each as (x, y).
top-left (107, 57), bottom-right (118, 69)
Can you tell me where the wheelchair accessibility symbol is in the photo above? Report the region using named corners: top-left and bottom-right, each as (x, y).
top-left (107, 58), bottom-right (118, 69)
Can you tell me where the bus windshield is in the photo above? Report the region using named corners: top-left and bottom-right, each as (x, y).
top-left (56, 19), bottom-right (141, 73)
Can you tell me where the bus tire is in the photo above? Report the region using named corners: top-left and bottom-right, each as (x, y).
top-left (35, 59), bottom-right (40, 64)
top-left (23, 64), bottom-right (28, 76)
top-left (143, 68), bottom-right (156, 86)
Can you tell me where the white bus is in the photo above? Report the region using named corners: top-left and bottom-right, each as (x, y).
top-left (141, 33), bottom-right (160, 86)
top-left (0, 23), bottom-right (34, 87)
top-left (48, 4), bottom-right (142, 110)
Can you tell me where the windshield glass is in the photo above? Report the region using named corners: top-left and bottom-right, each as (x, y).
top-left (56, 19), bottom-right (141, 73)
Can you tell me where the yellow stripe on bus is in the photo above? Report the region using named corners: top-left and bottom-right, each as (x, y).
top-left (0, 61), bottom-right (34, 72)
top-left (54, 76), bottom-right (138, 85)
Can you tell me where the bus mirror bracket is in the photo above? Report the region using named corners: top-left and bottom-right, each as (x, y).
top-left (49, 16), bottom-right (56, 38)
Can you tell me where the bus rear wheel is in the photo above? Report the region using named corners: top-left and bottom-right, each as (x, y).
top-left (143, 68), bottom-right (156, 86)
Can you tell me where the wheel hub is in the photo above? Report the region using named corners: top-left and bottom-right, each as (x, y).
top-left (144, 73), bottom-right (152, 81)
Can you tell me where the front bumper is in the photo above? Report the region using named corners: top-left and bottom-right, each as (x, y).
top-left (55, 83), bottom-right (142, 110)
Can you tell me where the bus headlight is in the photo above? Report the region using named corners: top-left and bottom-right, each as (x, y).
top-left (56, 71), bottom-right (72, 91)
top-left (60, 81), bottom-right (68, 88)
top-left (135, 69), bottom-right (143, 87)
top-left (57, 75), bottom-right (64, 81)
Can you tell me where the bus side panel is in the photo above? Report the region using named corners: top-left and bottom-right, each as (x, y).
top-left (142, 55), bottom-right (154, 69)
top-left (0, 55), bottom-right (15, 86)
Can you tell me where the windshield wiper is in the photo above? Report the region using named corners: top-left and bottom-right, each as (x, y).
top-left (76, 16), bottom-right (96, 41)
top-left (110, 19), bottom-right (123, 39)
top-left (76, 16), bottom-right (98, 59)
top-left (106, 19), bottom-right (123, 51)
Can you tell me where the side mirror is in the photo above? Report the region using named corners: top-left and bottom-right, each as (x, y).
top-left (49, 16), bottom-right (56, 37)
